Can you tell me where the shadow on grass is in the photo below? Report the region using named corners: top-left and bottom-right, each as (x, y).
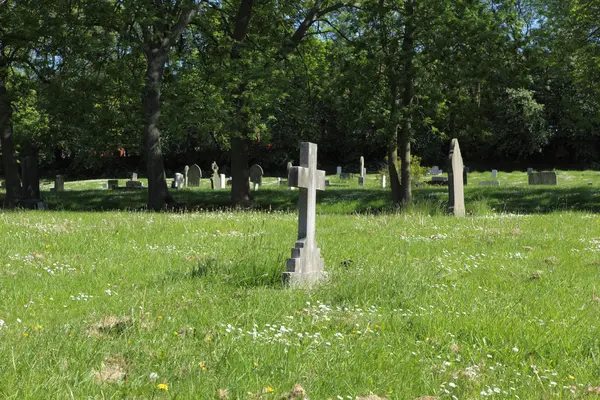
top-left (2, 184), bottom-right (600, 214)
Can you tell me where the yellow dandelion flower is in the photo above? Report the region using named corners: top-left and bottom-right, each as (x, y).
top-left (23, 333), bottom-right (29, 337)
top-left (253, 361), bottom-right (259, 367)
top-left (205, 337), bottom-right (213, 342)
top-left (367, 327), bottom-right (373, 331)
top-left (33, 325), bottom-right (43, 331)
top-left (174, 331), bottom-right (179, 336)
top-left (157, 315), bottom-right (163, 320)
top-left (199, 362), bottom-right (207, 372)
top-left (265, 386), bottom-right (274, 393)
top-left (157, 383), bottom-right (168, 391)
top-left (569, 375), bottom-right (575, 380)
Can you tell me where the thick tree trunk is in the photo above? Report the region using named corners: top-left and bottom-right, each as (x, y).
top-left (229, 0), bottom-right (255, 206)
top-left (231, 137), bottom-right (252, 206)
top-left (399, 0), bottom-right (415, 205)
top-left (142, 48), bottom-right (172, 211)
top-left (387, 80), bottom-right (402, 204)
top-left (0, 62), bottom-right (21, 208)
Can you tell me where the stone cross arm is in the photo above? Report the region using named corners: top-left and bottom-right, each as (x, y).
top-left (288, 166), bottom-right (326, 190)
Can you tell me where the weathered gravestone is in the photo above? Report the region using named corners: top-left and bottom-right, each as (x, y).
top-left (528, 171), bottom-right (557, 185)
top-left (188, 164), bottom-right (201, 187)
top-left (478, 180), bottom-right (500, 186)
top-left (284, 142), bottom-right (326, 286)
top-left (336, 166), bottom-right (342, 176)
top-left (184, 165), bottom-right (190, 187)
top-left (448, 138), bottom-right (465, 217)
top-left (21, 155), bottom-right (40, 200)
top-left (210, 162), bottom-right (221, 190)
top-left (527, 167), bottom-right (533, 174)
top-left (491, 169), bottom-right (498, 178)
top-left (54, 175), bottom-right (65, 192)
top-left (219, 174), bottom-right (226, 189)
top-left (381, 175), bottom-right (387, 188)
top-left (429, 166), bottom-right (442, 175)
top-left (250, 164), bottom-right (264, 190)
top-left (173, 173), bottom-right (184, 189)
top-left (20, 155), bottom-right (47, 209)
top-left (358, 156), bottom-right (365, 186)
top-left (126, 172), bottom-right (142, 188)
top-left (287, 162), bottom-right (295, 190)
top-left (107, 179), bottom-right (119, 189)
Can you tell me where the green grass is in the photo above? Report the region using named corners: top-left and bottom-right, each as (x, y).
top-left (1, 171), bottom-right (600, 398)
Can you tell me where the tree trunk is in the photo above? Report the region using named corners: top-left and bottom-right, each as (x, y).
top-left (231, 137), bottom-right (252, 206)
top-left (229, 0), bottom-right (255, 206)
top-left (387, 80), bottom-right (402, 204)
top-left (142, 47), bottom-right (172, 211)
top-left (399, 0), bottom-right (415, 205)
top-left (0, 62), bottom-right (21, 208)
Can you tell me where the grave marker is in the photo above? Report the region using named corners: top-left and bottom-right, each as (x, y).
top-left (491, 169), bottom-right (498, 178)
top-left (359, 156), bottom-right (365, 186)
top-left (54, 175), bottom-right (65, 192)
top-left (188, 164), bottom-right (201, 187)
top-left (528, 171), bottom-right (557, 185)
top-left (448, 139), bottom-right (465, 217)
top-left (184, 165), bottom-right (189, 187)
top-left (210, 161), bottom-right (221, 190)
top-left (478, 180), bottom-right (500, 186)
top-left (249, 164), bottom-right (264, 191)
top-left (284, 142), bottom-right (326, 286)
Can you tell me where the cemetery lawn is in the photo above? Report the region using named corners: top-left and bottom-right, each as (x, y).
top-left (1, 208), bottom-right (600, 399)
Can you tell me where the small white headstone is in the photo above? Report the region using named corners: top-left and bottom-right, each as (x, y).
top-left (174, 173), bottom-right (184, 189)
top-left (219, 173), bottom-right (226, 189)
top-left (492, 169), bottom-right (498, 178)
top-left (381, 175), bottom-right (386, 188)
top-left (336, 166), bottom-right (342, 175)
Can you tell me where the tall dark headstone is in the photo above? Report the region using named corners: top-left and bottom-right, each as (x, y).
top-left (21, 155), bottom-right (40, 200)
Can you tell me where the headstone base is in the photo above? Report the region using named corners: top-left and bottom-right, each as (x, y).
top-left (283, 240), bottom-right (326, 287)
top-left (126, 180), bottom-right (143, 188)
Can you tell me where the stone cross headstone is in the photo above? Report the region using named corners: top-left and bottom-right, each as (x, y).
top-left (249, 164), bottom-right (264, 191)
top-left (54, 175), bottom-right (65, 192)
top-left (528, 171), bottom-right (558, 185)
top-left (188, 164), bottom-right (201, 187)
top-left (381, 175), bottom-right (386, 188)
top-left (336, 166), bottom-right (342, 176)
top-left (448, 138), bottom-right (465, 217)
top-left (211, 161), bottom-right (221, 190)
top-left (491, 169), bottom-right (498, 178)
top-left (184, 165), bottom-right (190, 187)
top-left (21, 155), bottom-right (40, 200)
top-left (284, 142), bottom-right (326, 286)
